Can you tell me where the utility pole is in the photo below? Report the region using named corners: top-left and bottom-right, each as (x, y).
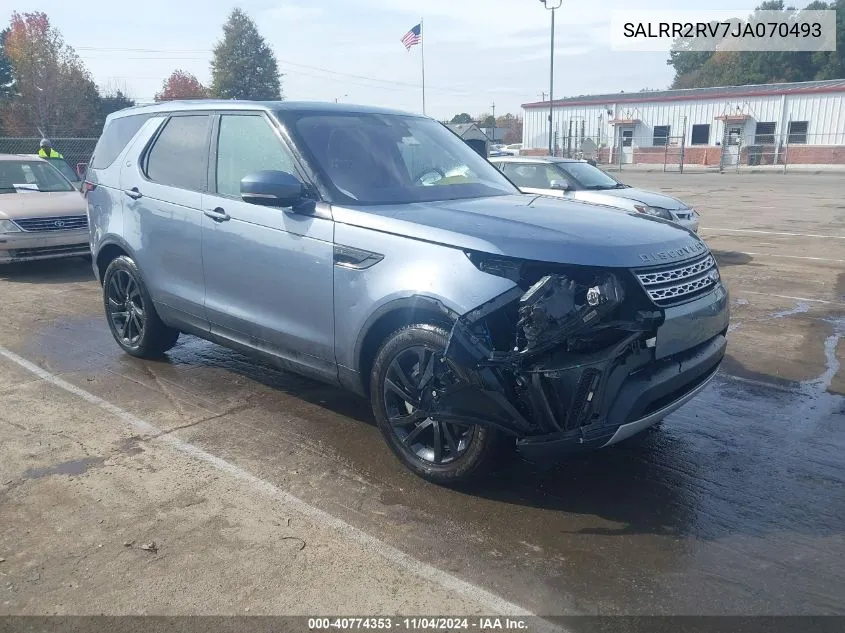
top-left (491, 100), bottom-right (496, 144)
top-left (539, 0), bottom-right (563, 156)
top-left (539, 92), bottom-right (548, 101)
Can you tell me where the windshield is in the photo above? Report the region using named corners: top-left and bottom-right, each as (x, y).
top-left (45, 158), bottom-right (81, 183)
top-left (288, 113), bottom-right (518, 205)
top-left (0, 160), bottom-right (75, 193)
top-left (557, 162), bottom-right (623, 190)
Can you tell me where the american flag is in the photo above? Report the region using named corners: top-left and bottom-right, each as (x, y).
top-left (401, 24), bottom-right (422, 50)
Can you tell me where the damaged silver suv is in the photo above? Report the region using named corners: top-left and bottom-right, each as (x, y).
top-left (86, 102), bottom-right (729, 484)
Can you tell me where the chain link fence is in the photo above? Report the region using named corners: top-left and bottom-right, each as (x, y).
top-left (0, 137), bottom-right (98, 173)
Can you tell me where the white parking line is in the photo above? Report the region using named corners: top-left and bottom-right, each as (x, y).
top-left (704, 228), bottom-right (845, 240)
top-left (735, 291), bottom-right (845, 309)
top-left (0, 344), bottom-right (540, 619)
top-left (721, 251), bottom-right (845, 264)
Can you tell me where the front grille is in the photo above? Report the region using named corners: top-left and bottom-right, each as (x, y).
top-left (634, 253), bottom-right (719, 307)
top-left (14, 215), bottom-right (88, 232)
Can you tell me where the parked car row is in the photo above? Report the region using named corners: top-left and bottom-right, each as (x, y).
top-left (1, 103), bottom-right (727, 485)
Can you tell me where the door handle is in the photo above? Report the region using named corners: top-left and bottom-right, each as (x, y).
top-left (124, 187), bottom-right (142, 200)
top-left (203, 207), bottom-right (231, 222)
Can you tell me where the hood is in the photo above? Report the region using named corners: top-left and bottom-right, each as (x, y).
top-left (332, 194), bottom-right (706, 268)
top-left (0, 190), bottom-right (87, 220)
top-left (595, 187), bottom-right (689, 211)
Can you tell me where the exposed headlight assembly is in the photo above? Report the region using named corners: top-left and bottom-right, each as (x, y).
top-left (633, 204), bottom-right (673, 220)
top-left (0, 219), bottom-right (21, 233)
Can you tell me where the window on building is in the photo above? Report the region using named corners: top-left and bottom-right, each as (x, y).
top-left (690, 124), bottom-right (710, 145)
top-left (787, 121), bottom-right (809, 145)
top-left (754, 122), bottom-right (777, 145)
top-left (653, 125), bottom-right (670, 146)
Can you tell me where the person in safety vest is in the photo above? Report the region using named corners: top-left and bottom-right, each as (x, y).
top-left (38, 139), bottom-right (63, 159)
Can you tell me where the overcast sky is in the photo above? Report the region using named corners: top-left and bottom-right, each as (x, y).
top-left (10, 0), bottom-right (768, 119)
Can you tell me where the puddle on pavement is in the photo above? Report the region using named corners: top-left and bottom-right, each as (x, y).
top-left (772, 302), bottom-right (811, 318)
top-left (22, 456), bottom-right (105, 480)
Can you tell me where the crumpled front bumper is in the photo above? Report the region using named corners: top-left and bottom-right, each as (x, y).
top-left (514, 333), bottom-right (726, 461)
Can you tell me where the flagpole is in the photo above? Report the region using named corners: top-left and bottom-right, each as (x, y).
top-left (421, 18), bottom-right (426, 115)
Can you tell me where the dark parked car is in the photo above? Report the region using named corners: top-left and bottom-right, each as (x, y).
top-left (85, 101), bottom-right (729, 484)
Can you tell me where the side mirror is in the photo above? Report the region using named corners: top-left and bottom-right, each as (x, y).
top-left (550, 179), bottom-right (570, 191)
top-left (240, 170), bottom-right (309, 208)
top-left (76, 163), bottom-right (88, 178)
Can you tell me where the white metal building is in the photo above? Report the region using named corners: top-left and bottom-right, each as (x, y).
top-left (521, 79), bottom-right (845, 166)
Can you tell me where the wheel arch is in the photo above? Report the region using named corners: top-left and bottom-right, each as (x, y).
top-left (354, 295), bottom-right (459, 395)
top-left (94, 237), bottom-right (135, 285)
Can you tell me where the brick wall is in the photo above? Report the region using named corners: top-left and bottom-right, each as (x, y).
top-left (781, 145), bottom-right (845, 164)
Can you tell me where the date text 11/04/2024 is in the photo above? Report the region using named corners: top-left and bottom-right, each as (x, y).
top-left (623, 21), bottom-right (823, 39)
top-left (307, 617), bottom-right (529, 630)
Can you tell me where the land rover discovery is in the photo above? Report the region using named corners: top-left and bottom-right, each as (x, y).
top-left (85, 101), bottom-right (729, 484)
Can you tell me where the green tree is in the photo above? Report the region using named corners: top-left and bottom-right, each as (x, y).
top-left (667, 1), bottom-right (843, 88)
top-left (0, 28), bottom-right (15, 102)
top-left (98, 89), bottom-right (134, 117)
top-left (450, 112), bottom-right (472, 124)
top-left (94, 89), bottom-right (135, 132)
top-left (478, 114), bottom-right (495, 128)
top-left (210, 9), bottom-right (282, 100)
top-left (810, 0), bottom-right (845, 79)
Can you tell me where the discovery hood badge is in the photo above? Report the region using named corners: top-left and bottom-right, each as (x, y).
top-left (638, 239), bottom-right (707, 264)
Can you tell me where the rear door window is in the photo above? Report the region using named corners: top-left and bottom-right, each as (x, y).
top-left (90, 114), bottom-right (151, 169)
top-left (145, 115), bottom-right (211, 191)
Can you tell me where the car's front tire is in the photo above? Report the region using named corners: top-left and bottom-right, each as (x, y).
top-left (370, 324), bottom-right (505, 485)
top-left (102, 255), bottom-right (179, 358)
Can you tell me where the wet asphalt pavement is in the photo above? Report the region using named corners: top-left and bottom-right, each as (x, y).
top-left (1, 172), bottom-right (844, 616)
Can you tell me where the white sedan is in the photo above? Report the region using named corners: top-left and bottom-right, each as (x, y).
top-left (490, 156), bottom-right (700, 233)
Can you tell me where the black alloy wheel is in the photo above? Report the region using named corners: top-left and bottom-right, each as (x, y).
top-left (101, 255), bottom-right (180, 358)
top-left (371, 324), bottom-right (506, 484)
top-left (107, 268), bottom-right (146, 347)
top-left (382, 344), bottom-right (474, 466)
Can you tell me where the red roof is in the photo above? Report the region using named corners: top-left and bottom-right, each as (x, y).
top-left (522, 80), bottom-right (845, 109)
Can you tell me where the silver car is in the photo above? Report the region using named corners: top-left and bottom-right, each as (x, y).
top-left (86, 101), bottom-right (728, 484)
top-left (0, 154), bottom-right (90, 263)
top-left (490, 156), bottom-right (700, 233)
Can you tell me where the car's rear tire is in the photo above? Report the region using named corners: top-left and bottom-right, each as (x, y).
top-left (370, 324), bottom-right (505, 485)
top-left (102, 255), bottom-right (179, 358)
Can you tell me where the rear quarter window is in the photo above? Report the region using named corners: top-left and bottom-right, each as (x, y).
top-left (90, 114), bottom-right (151, 170)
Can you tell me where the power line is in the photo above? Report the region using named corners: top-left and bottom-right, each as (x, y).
top-left (76, 46), bottom-right (530, 97)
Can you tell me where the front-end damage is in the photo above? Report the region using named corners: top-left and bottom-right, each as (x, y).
top-left (422, 254), bottom-right (727, 459)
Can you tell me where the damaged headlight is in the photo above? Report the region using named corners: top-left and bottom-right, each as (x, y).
top-left (517, 273), bottom-right (625, 356)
